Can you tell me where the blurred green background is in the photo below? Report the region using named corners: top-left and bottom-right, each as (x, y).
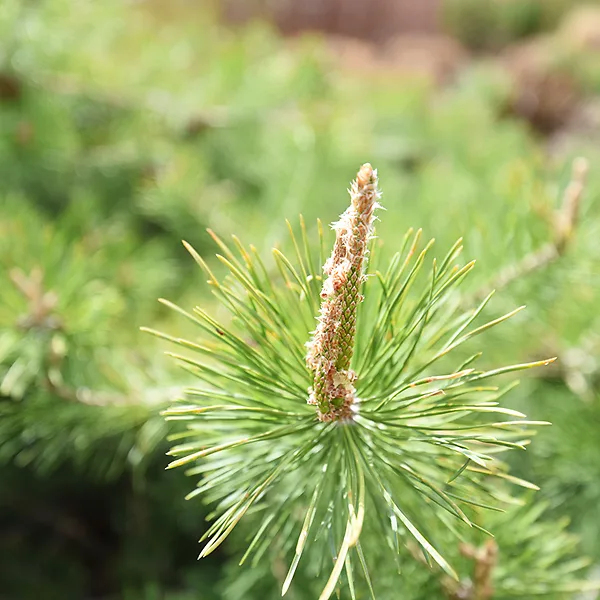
top-left (1, 0), bottom-right (600, 598)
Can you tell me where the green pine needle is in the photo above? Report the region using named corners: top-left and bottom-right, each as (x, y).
top-left (149, 164), bottom-right (554, 599)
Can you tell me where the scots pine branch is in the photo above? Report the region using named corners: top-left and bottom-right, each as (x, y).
top-left (152, 163), bottom-right (556, 599)
top-left (473, 156), bottom-right (589, 303)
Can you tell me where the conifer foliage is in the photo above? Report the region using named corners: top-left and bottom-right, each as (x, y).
top-left (3, 1), bottom-right (600, 598)
top-left (154, 164), bottom-right (566, 598)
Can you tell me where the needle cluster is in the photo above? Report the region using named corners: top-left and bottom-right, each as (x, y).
top-left (150, 164), bottom-right (555, 599)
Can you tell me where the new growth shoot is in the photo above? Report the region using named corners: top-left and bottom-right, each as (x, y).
top-left (306, 163), bottom-right (381, 421)
top-left (152, 162), bottom-right (560, 600)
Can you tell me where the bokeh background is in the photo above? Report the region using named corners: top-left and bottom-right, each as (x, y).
top-left (1, 0), bottom-right (600, 598)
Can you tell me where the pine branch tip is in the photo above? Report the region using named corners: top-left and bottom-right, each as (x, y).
top-left (306, 163), bottom-right (381, 421)
top-left (150, 161), bottom-right (571, 596)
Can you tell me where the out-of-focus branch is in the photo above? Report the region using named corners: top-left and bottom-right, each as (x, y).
top-left (10, 268), bottom-right (61, 330)
top-left (45, 74), bottom-right (230, 134)
top-left (473, 157), bottom-right (588, 303)
top-left (9, 268), bottom-right (126, 406)
top-left (1, 69), bottom-right (228, 136)
top-left (443, 540), bottom-right (498, 600)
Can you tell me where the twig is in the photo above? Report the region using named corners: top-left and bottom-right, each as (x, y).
top-left (443, 540), bottom-right (498, 600)
top-left (473, 157), bottom-right (588, 303)
top-left (10, 267), bottom-right (61, 331)
top-left (9, 268), bottom-right (132, 406)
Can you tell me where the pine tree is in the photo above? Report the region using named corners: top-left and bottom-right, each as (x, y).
top-left (3, 0), bottom-right (600, 598)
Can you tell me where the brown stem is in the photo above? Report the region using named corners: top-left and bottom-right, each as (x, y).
top-left (472, 157), bottom-right (588, 304)
top-left (10, 268), bottom-right (132, 407)
top-left (443, 540), bottom-right (498, 600)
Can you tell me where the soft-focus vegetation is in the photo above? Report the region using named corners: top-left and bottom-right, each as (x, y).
top-left (1, 0), bottom-right (600, 598)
